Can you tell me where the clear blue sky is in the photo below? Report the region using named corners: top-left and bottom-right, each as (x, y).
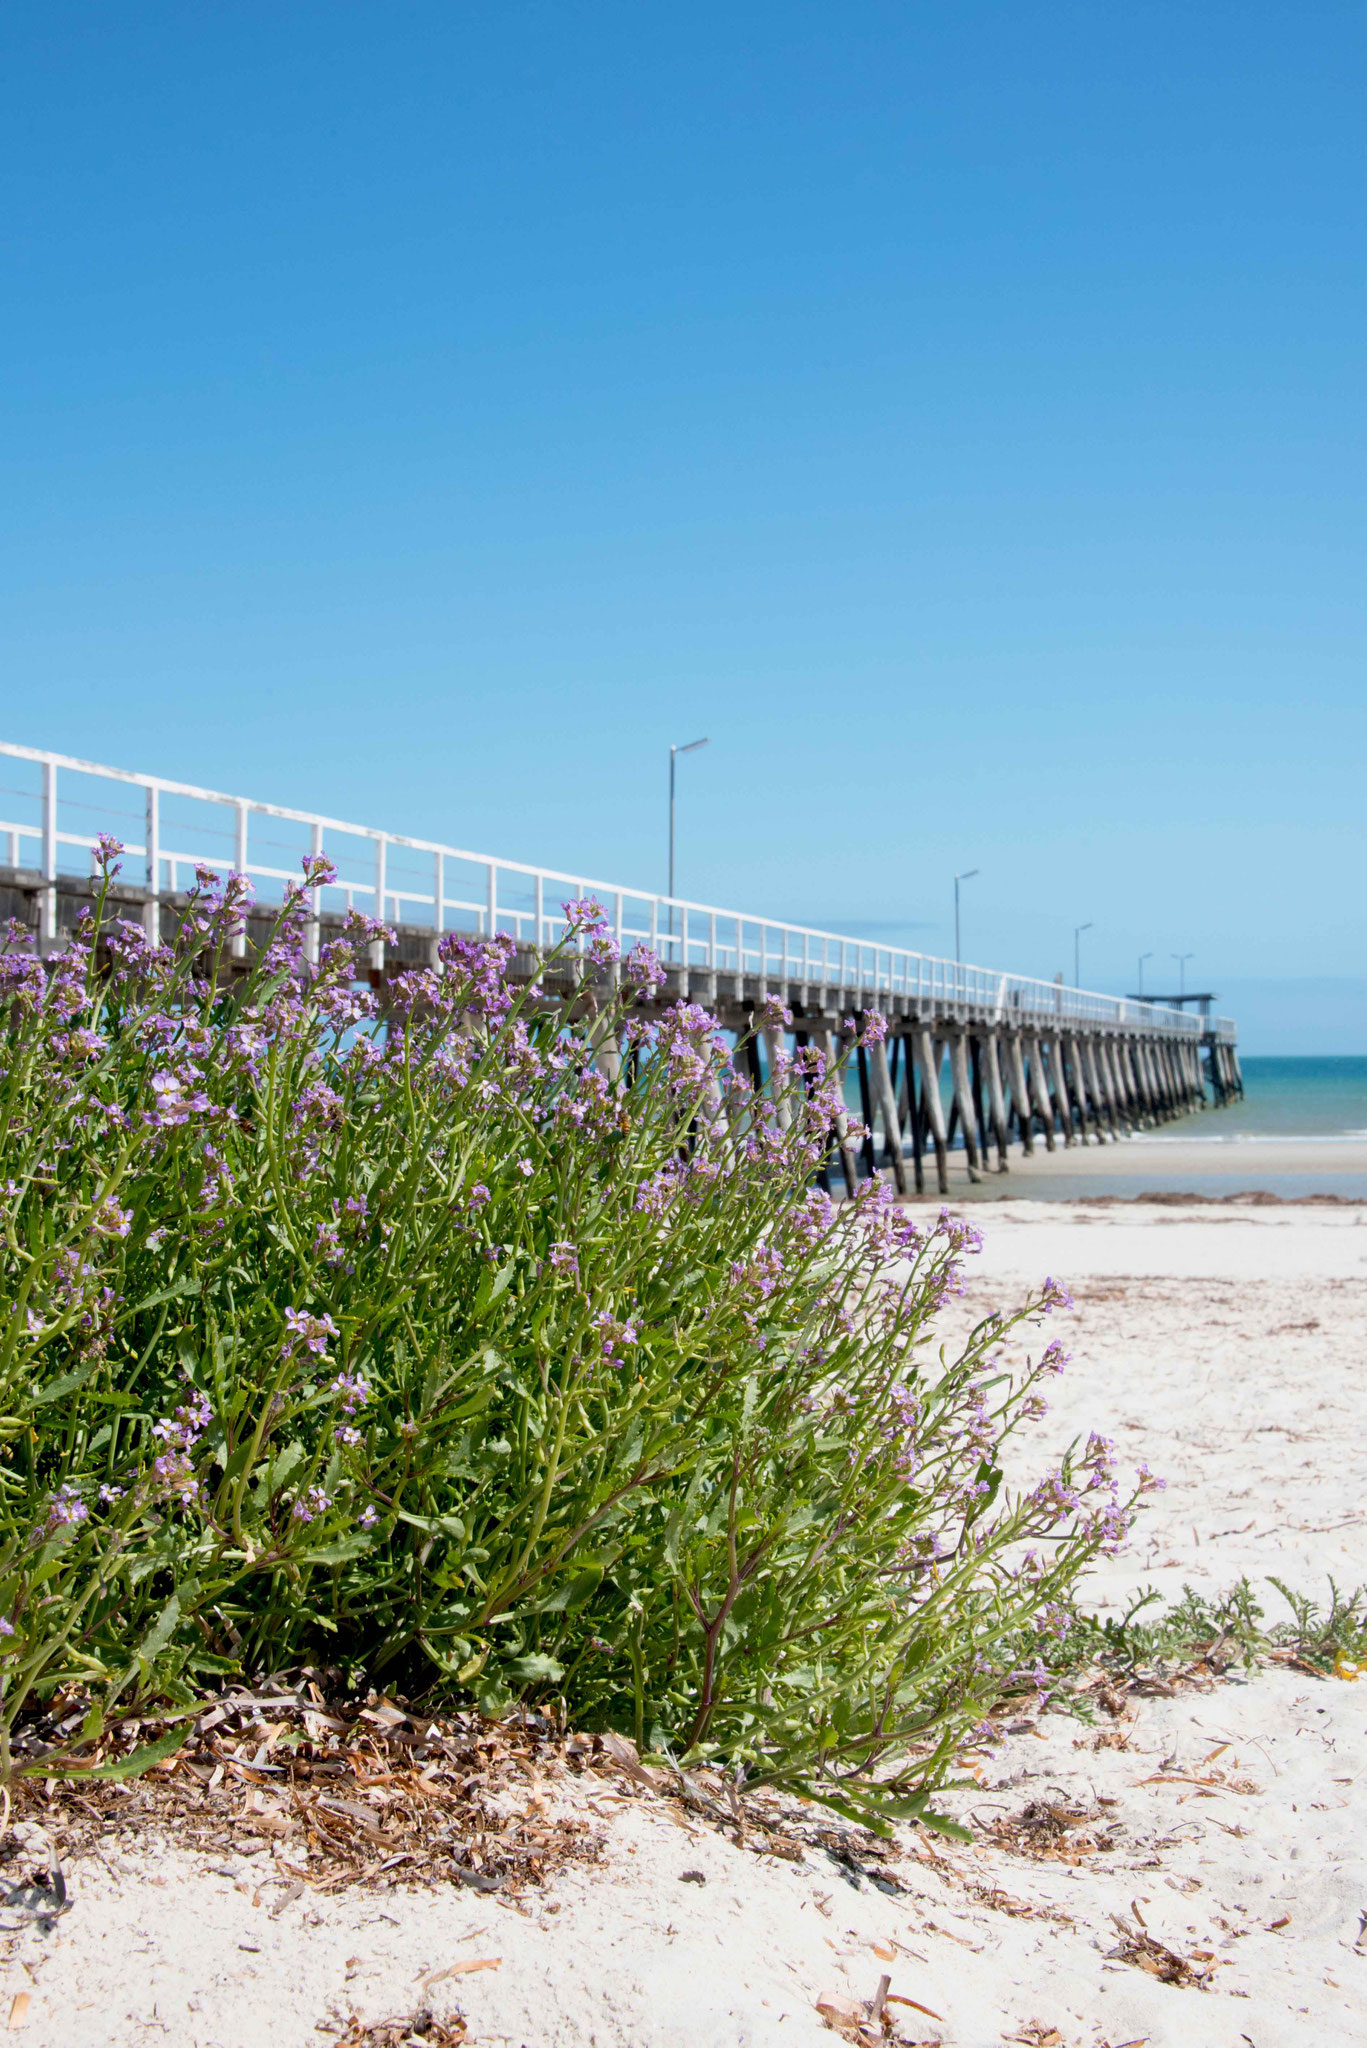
top-left (2, 2), bottom-right (1363, 1050)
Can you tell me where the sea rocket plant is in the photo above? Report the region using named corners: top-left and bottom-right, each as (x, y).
top-left (0, 847), bottom-right (1148, 1816)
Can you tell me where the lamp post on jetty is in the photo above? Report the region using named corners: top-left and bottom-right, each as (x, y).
top-left (1074, 922), bottom-right (1093, 988)
top-left (1172, 952), bottom-right (1193, 998)
top-left (1138, 951), bottom-right (1153, 997)
top-left (954, 869), bottom-right (979, 964)
top-left (668, 736), bottom-right (709, 935)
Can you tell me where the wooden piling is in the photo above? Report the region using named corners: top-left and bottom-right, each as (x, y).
top-left (855, 1033), bottom-right (878, 1179)
top-left (1048, 1037), bottom-right (1076, 1146)
top-left (1078, 1035), bottom-right (1109, 1142)
top-left (1026, 1032), bottom-right (1058, 1150)
top-left (871, 1034), bottom-right (909, 1195)
top-left (917, 1026), bottom-right (951, 1193)
top-left (982, 1028), bottom-right (1010, 1171)
top-left (762, 1027), bottom-right (792, 1131)
top-left (1064, 1035), bottom-right (1095, 1143)
top-left (1096, 1036), bottom-right (1124, 1137)
top-left (1006, 1031), bottom-right (1035, 1154)
top-left (949, 1029), bottom-right (983, 1183)
top-left (824, 1030), bottom-right (859, 1197)
top-left (903, 1032), bottom-right (927, 1193)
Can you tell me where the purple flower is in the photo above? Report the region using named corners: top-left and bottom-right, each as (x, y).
top-left (282, 1308), bottom-right (340, 1359)
top-left (291, 1486), bottom-right (332, 1523)
top-left (93, 832), bottom-right (125, 873)
top-left (466, 1183), bottom-right (490, 1210)
top-left (330, 1370), bottom-right (370, 1413)
top-left (43, 1484), bottom-right (89, 1534)
top-left (591, 1310), bottom-right (640, 1362)
top-left (90, 1195), bottom-right (133, 1239)
top-left (623, 944), bottom-right (667, 991)
top-left (1039, 1276), bottom-right (1074, 1314)
top-left (549, 1241), bottom-right (580, 1278)
top-left (301, 852), bottom-right (339, 889)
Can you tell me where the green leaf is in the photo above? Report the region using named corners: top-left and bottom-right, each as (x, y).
top-left (38, 1722), bottom-right (189, 1783)
top-left (506, 1651), bottom-right (565, 1684)
top-left (25, 1363), bottom-right (98, 1410)
top-left (299, 1532), bottom-right (373, 1566)
top-left (121, 1276), bottom-right (202, 1320)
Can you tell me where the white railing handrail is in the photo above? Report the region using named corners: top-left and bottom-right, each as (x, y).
top-left (0, 740), bottom-right (1218, 1038)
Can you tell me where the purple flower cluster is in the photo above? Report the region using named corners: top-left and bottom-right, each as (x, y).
top-left (151, 1388), bottom-right (213, 1501)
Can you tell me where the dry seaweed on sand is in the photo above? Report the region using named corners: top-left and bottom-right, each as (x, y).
top-left (6, 1681), bottom-right (596, 1896)
top-left (326, 2013), bottom-right (467, 2047)
top-left (983, 1796), bottom-right (1122, 1864)
top-left (1107, 1902), bottom-right (1220, 1987)
top-left (817, 1969), bottom-right (936, 2044)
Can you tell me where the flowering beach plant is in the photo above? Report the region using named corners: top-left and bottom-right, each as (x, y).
top-left (0, 849), bottom-right (1148, 1820)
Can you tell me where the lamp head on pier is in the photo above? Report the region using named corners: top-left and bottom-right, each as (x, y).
top-left (953, 868), bottom-right (979, 964)
top-left (668, 736), bottom-right (710, 908)
top-left (1074, 921), bottom-right (1093, 988)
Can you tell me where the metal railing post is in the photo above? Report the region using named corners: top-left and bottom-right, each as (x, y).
top-left (142, 781), bottom-right (159, 947)
top-left (372, 837), bottom-right (387, 969)
top-left (233, 800), bottom-right (249, 958)
top-left (40, 759), bottom-right (58, 948)
top-left (307, 821), bottom-right (324, 964)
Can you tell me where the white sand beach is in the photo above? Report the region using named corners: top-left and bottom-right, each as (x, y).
top-left (4, 1200), bottom-right (1364, 2048)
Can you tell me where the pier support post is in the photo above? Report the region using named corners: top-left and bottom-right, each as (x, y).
top-left (871, 1034), bottom-right (909, 1195)
top-left (824, 1030), bottom-right (859, 1197)
top-left (1026, 1033), bottom-right (1057, 1150)
top-left (1136, 1039), bottom-right (1158, 1120)
top-left (949, 1029), bottom-right (983, 1183)
top-left (983, 1029), bottom-right (1010, 1171)
top-left (1062, 1035), bottom-right (1092, 1143)
top-left (1049, 1037), bottom-right (1076, 1145)
top-left (903, 1032), bottom-right (926, 1193)
top-left (1093, 1037), bottom-right (1121, 1138)
top-left (762, 1027), bottom-right (793, 1131)
top-left (1126, 1040), bottom-right (1149, 1124)
top-left (1076, 1035), bottom-right (1107, 1142)
top-left (917, 1027), bottom-right (951, 1193)
top-left (854, 1033), bottom-right (878, 1179)
top-left (1006, 1031), bottom-right (1034, 1154)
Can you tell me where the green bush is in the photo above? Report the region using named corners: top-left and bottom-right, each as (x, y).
top-left (0, 847), bottom-right (1148, 1822)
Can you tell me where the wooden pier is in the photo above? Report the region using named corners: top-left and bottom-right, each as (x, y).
top-left (0, 741), bottom-right (1242, 1195)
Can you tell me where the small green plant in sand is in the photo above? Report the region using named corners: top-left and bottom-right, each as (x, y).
top-left (1009, 1574), bottom-right (1367, 1697)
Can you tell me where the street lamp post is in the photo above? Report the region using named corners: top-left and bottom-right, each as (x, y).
top-left (1172, 952), bottom-right (1194, 998)
top-left (668, 737), bottom-right (710, 933)
top-left (954, 869), bottom-right (979, 965)
top-left (1074, 921), bottom-right (1093, 988)
top-left (1138, 951), bottom-right (1153, 998)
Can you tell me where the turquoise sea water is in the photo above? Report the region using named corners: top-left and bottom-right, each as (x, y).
top-left (1184, 1056), bottom-right (1367, 1139)
top-left (845, 1053), bottom-right (1367, 1200)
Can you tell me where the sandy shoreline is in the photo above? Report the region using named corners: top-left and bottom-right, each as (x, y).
top-left (905, 1132), bottom-right (1367, 1204)
top-left (3, 1202), bottom-right (1364, 2047)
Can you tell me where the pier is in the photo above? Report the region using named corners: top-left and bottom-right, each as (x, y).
top-left (0, 740), bottom-right (1242, 1194)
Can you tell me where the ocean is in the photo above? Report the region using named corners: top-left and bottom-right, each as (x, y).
top-left (1180, 1056), bottom-right (1367, 1140)
top-left (844, 1053), bottom-right (1367, 1201)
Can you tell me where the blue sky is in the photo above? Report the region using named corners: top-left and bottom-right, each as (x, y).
top-left (2, 2), bottom-right (1363, 1050)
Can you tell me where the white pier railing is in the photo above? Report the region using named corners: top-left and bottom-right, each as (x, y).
top-left (0, 741), bottom-right (1216, 1038)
